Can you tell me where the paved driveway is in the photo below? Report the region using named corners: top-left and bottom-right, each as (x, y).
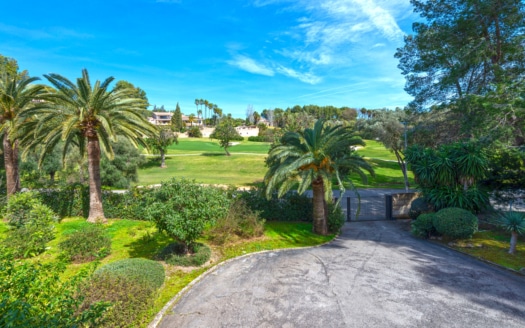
top-left (156, 221), bottom-right (525, 328)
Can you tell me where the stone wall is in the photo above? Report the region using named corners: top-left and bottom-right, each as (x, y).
top-left (390, 192), bottom-right (420, 219)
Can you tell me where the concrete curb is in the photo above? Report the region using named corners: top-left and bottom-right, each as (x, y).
top-left (148, 235), bottom-right (340, 328)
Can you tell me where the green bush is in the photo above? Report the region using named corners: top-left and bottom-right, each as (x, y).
top-left (157, 242), bottom-right (211, 267)
top-left (39, 184), bottom-right (89, 218)
top-left (433, 207), bottom-right (478, 239)
top-left (102, 187), bottom-right (154, 220)
top-left (2, 203), bottom-right (58, 258)
top-left (145, 178), bottom-right (230, 252)
top-left (4, 191), bottom-right (41, 228)
top-left (187, 126), bottom-right (202, 138)
top-left (411, 213), bottom-right (436, 238)
top-left (237, 187), bottom-right (313, 222)
top-left (59, 224), bottom-right (112, 263)
top-left (80, 272), bottom-right (156, 328)
top-left (207, 199), bottom-right (265, 244)
top-left (408, 197), bottom-right (433, 220)
top-left (327, 202), bottom-right (345, 233)
top-left (0, 248), bottom-right (109, 327)
top-left (93, 258), bottom-right (165, 290)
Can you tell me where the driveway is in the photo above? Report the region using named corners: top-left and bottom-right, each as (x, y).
top-left (155, 221), bottom-right (525, 328)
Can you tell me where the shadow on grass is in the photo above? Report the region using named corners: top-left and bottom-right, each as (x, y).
top-left (201, 152), bottom-right (226, 157)
top-left (140, 157), bottom-right (163, 169)
top-left (125, 231), bottom-right (173, 259)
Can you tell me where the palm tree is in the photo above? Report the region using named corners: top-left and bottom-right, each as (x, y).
top-left (197, 109), bottom-right (202, 126)
top-left (188, 113), bottom-right (196, 126)
top-left (495, 211), bottom-right (525, 254)
top-left (0, 75), bottom-right (45, 197)
top-left (21, 69), bottom-right (157, 223)
top-left (265, 119), bottom-right (374, 235)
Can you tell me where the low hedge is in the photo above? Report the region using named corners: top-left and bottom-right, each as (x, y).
top-left (433, 207), bottom-right (478, 240)
top-left (93, 258), bottom-right (165, 290)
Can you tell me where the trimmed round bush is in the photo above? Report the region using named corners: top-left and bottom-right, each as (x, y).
top-left (94, 258), bottom-right (165, 290)
top-left (59, 224), bottom-right (111, 263)
top-left (408, 197), bottom-right (433, 220)
top-left (433, 207), bottom-right (478, 239)
top-left (157, 242), bottom-right (211, 267)
top-left (411, 213), bottom-right (436, 238)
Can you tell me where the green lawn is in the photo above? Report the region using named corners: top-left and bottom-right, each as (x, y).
top-left (137, 138), bottom-right (413, 188)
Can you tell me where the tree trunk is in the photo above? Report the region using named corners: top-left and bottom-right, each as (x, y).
top-left (394, 150), bottom-right (410, 192)
top-left (160, 150), bottom-right (167, 168)
top-left (3, 133), bottom-right (20, 198)
top-left (312, 177), bottom-right (328, 235)
top-left (225, 146), bottom-right (230, 156)
top-left (509, 231), bottom-right (518, 254)
top-left (87, 136), bottom-right (106, 223)
top-left (49, 171), bottom-right (55, 183)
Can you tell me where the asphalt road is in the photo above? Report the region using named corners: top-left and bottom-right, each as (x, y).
top-left (155, 220), bottom-right (525, 328)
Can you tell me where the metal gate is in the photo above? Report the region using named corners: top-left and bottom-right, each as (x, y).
top-left (340, 196), bottom-right (390, 221)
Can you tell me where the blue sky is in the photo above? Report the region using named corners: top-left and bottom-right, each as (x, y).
top-left (1, 0), bottom-right (418, 118)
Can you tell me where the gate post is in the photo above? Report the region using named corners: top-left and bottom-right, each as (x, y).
top-left (346, 197), bottom-right (351, 221)
top-left (385, 194), bottom-right (393, 220)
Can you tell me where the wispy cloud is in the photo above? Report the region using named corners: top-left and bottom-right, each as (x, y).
top-left (227, 55), bottom-right (274, 76)
top-left (0, 23), bottom-right (93, 40)
top-left (275, 66), bottom-right (321, 84)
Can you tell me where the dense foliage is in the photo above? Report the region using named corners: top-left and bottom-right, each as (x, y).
top-left (433, 207), bottom-right (478, 239)
top-left (157, 242), bottom-right (211, 266)
top-left (210, 117), bottom-right (244, 155)
top-left (144, 178), bottom-right (230, 252)
top-left (405, 141), bottom-right (489, 212)
top-left (93, 258), bottom-right (165, 290)
top-left (58, 224), bottom-right (112, 263)
top-left (411, 213), bottom-right (436, 238)
top-left (408, 197), bottom-right (434, 220)
top-left (0, 249), bottom-right (108, 327)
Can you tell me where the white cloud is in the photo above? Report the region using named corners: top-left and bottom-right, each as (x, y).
top-left (227, 55), bottom-right (274, 76)
top-left (275, 66), bottom-right (321, 84)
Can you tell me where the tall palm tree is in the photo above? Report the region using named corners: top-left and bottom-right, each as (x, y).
top-left (265, 119), bottom-right (374, 235)
top-left (21, 69), bottom-right (157, 223)
top-left (188, 113), bottom-right (196, 126)
top-left (197, 109), bottom-right (202, 125)
top-left (0, 75), bottom-right (45, 197)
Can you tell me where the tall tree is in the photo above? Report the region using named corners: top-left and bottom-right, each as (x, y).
top-left (396, 0), bottom-right (525, 143)
top-left (188, 113), bottom-right (196, 126)
top-left (209, 116), bottom-right (241, 156)
top-left (21, 69), bottom-right (157, 223)
top-left (264, 120), bottom-right (374, 235)
top-left (171, 102), bottom-right (183, 132)
top-left (0, 72), bottom-right (45, 197)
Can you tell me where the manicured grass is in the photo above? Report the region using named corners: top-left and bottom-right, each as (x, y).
top-left (446, 229), bottom-right (525, 271)
top-left (138, 138), bottom-right (413, 188)
top-left (0, 217), bottom-right (333, 327)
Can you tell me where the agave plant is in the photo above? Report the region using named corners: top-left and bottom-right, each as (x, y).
top-left (495, 211), bottom-right (525, 254)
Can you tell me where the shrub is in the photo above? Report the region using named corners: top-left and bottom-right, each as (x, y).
top-left (207, 199), bottom-right (265, 244)
top-left (187, 126), bottom-right (202, 138)
top-left (4, 191), bottom-right (41, 228)
top-left (2, 203), bottom-right (58, 258)
top-left (145, 178), bottom-right (230, 252)
top-left (59, 224), bottom-right (112, 263)
top-left (0, 248), bottom-right (109, 327)
top-left (157, 242), bottom-right (211, 267)
top-left (93, 258), bottom-right (165, 290)
top-left (39, 184), bottom-right (89, 218)
top-left (237, 187), bottom-right (313, 222)
top-left (80, 272), bottom-right (156, 328)
top-left (408, 197), bottom-right (434, 220)
top-left (433, 207), bottom-right (478, 239)
top-left (102, 187), bottom-right (154, 220)
top-left (411, 213), bottom-right (436, 238)
top-left (327, 202), bottom-right (345, 233)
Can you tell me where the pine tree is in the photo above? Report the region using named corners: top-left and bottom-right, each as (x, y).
top-left (171, 102), bottom-right (183, 132)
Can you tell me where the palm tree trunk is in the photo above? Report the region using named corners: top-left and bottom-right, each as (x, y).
top-left (312, 177), bottom-right (328, 235)
top-left (509, 231), bottom-right (518, 254)
top-left (160, 150), bottom-right (167, 168)
top-left (87, 136), bottom-right (106, 223)
top-left (3, 133), bottom-right (20, 198)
